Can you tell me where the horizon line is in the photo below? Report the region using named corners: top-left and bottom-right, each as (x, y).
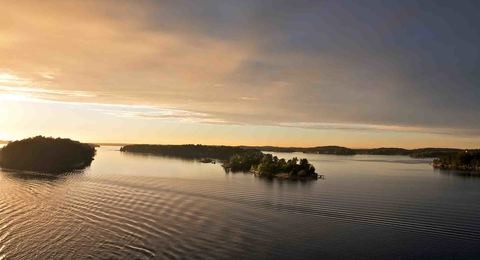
top-left (2, 139), bottom-right (474, 150)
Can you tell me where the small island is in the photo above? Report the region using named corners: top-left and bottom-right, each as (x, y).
top-left (223, 150), bottom-right (320, 180)
top-left (121, 144), bottom-right (320, 180)
top-left (0, 136), bottom-right (96, 173)
top-left (433, 150), bottom-right (480, 172)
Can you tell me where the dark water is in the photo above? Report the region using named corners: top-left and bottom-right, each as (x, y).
top-left (1, 146), bottom-right (480, 259)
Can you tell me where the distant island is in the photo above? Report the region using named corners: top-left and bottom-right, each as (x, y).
top-left (433, 150), bottom-right (480, 172)
top-left (241, 146), bottom-right (464, 158)
top-left (121, 144), bottom-right (320, 180)
top-left (120, 144), bottom-right (250, 160)
top-left (239, 145), bottom-right (356, 155)
top-left (0, 136), bottom-right (96, 173)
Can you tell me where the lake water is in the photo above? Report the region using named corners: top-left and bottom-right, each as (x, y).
top-left (1, 146), bottom-right (480, 259)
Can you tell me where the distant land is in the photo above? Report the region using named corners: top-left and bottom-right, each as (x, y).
top-left (121, 144), bottom-right (480, 173)
top-left (120, 144), bottom-right (320, 180)
top-left (240, 146), bottom-right (467, 158)
top-left (120, 144), bottom-right (248, 160)
top-left (111, 143), bottom-right (470, 158)
top-left (433, 150), bottom-right (480, 172)
top-left (1, 138), bottom-right (475, 159)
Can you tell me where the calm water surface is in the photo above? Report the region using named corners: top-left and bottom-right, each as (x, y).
top-left (1, 146), bottom-right (480, 259)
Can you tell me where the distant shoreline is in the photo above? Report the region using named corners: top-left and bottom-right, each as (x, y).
top-left (113, 143), bottom-right (473, 158)
top-left (120, 144), bottom-right (480, 173)
top-left (2, 139), bottom-right (477, 158)
top-left (240, 146), bottom-right (471, 158)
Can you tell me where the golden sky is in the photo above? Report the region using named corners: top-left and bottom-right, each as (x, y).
top-left (1, 1), bottom-right (479, 148)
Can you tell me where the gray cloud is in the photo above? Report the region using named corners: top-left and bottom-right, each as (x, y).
top-left (1, 0), bottom-right (480, 137)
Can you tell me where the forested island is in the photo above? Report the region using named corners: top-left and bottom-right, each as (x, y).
top-left (120, 144), bottom-right (250, 160)
top-left (223, 150), bottom-right (319, 180)
top-left (0, 136), bottom-right (96, 173)
top-left (433, 150), bottom-right (480, 172)
top-left (121, 144), bottom-right (320, 180)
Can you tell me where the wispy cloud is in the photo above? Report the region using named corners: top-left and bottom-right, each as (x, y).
top-left (92, 107), bottom-right (226, 124)
top-left (0, 84), bottom-right (226, 124)
top-left (0, 85), bottom-right (96, 98)
top-left (240, 96), bottom-right (258, 101)
top-left (0, 82), bottom-right (477, 136)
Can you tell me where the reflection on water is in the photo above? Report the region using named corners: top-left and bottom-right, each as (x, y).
top-left (1, 148), bottom-right (480, 259)
top-left (1, 168), bottom-right (90, 182)
top-left (435, 168), bottom-right (480, 179)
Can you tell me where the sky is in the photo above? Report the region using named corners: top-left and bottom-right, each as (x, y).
top-left (1, 0), bottom-right (479, 148)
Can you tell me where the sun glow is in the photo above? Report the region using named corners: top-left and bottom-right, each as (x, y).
top-left (0, 72), bottom-right (28, 86)
top-left (0, 93), bottom-right (34, 102)
top-left (0, 73), bottom-right (18, 82)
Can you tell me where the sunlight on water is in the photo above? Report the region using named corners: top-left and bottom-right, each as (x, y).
top-left (1, 147), bottom-right (480, 259)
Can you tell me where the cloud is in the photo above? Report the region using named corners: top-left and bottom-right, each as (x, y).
top-left (92, 106), bottom-right (226, 124)
top-left (1, 0), bottom-right (480, 139)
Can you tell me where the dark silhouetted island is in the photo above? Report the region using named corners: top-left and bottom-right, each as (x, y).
top-left (120, 144), bottom-right (252, 160)
top-left (223, 150), bottom-right (319, 180)
top-left (0, 136), bottom-right (96, 173)
top-left (433, 150), bottom-right (480, 172)
top-left (121, 144), bottom-right (320, 180)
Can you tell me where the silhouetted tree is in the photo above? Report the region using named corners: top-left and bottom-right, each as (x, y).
top-left (223, 152), bottom-right (318, 180)
top-left (433, 150), bottom-right (480, 171)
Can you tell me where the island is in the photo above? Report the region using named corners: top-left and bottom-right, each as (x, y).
top-left (433, 150), bottom-right (480, 172)
top-left (0, 136), bottom-right (96, 173)
top-left (223, 150), bottom-right (320, 180)
top-left (120, 144), bottom-right (249, 160)
top-left (121, 144), bottom-right (320, 180)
